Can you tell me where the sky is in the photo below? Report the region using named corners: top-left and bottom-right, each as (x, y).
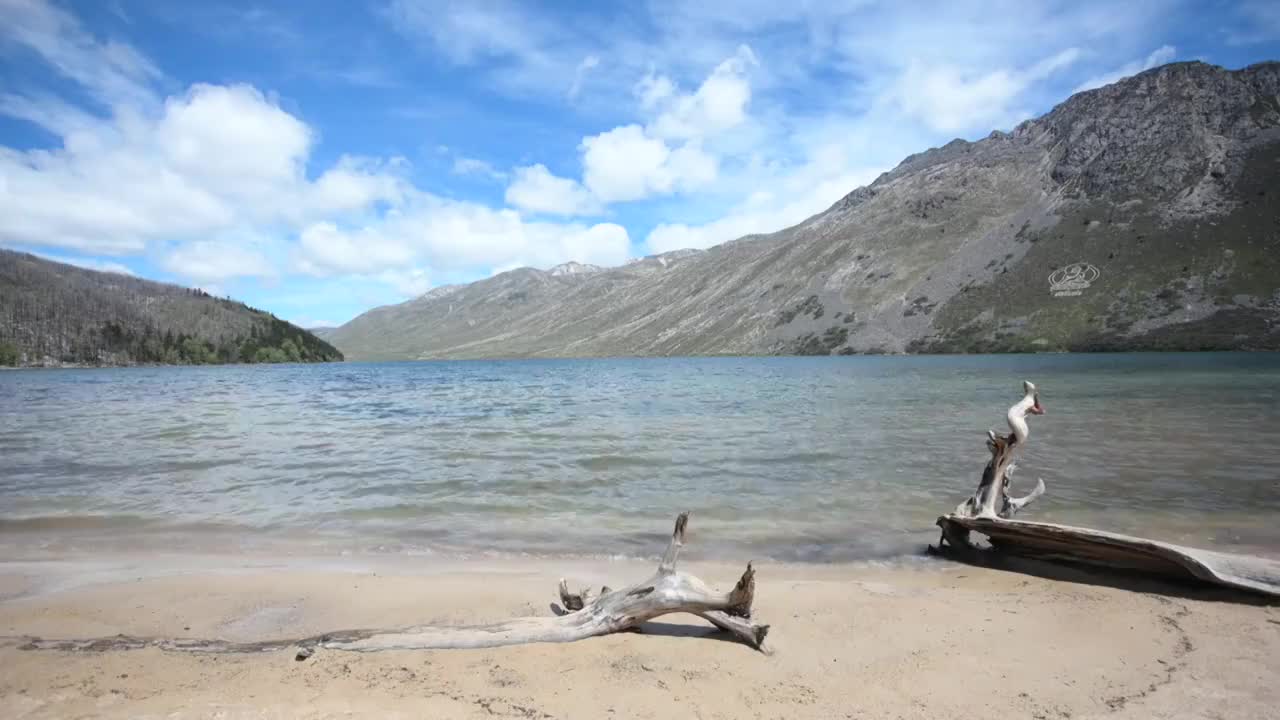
top-left (1, 1), bottom-right (1277, 328)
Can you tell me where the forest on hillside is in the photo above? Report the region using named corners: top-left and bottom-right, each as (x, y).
top-left (0, 250), bottom-right (343, 367)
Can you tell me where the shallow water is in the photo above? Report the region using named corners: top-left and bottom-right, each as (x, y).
top-left (2, 354), bottom-right (1278, 562)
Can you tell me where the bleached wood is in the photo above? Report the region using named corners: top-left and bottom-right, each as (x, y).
top-left (951, 380), bottom-right (1046, 521)
top-left (932, 381), bottom-right (1280, 599)
top-left (936, 516), bottom-right (1280, 598)
top-left (7, 513), bottom-right (770, 657)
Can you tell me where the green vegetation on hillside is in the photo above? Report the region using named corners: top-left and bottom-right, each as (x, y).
top-left (0, 251), bottom-right (342, 367)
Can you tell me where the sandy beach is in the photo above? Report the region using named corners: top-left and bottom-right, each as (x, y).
top-left (1, 550), bottom-right (1276, 720)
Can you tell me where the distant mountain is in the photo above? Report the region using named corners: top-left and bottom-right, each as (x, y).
top-left (327, 61), bottom-right (1280, 360)
top-left (0, 250), bottom-right (343, 367)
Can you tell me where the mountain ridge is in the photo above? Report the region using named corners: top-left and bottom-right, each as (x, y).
top-left (329, 61), bottom-right (1280, 360)
top-left (0, 250), bottom-right (343, 367)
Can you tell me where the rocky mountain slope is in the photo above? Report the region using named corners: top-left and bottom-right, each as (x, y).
top-left (329, 61), bottom-right (1280, 360)
top-left (0, 250), bottom-right (343, 366)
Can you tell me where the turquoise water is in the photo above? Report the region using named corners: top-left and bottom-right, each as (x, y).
top-left (2, 353), bottom-right (1279, 562)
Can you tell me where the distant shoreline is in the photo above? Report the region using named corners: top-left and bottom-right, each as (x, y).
top-left (0, 359), bottom-right (345, 370)
top-left (6, 348), bottom-right (1280, 369)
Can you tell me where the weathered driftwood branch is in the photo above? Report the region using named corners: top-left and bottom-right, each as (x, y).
top-left (930, 382), bottom-right (1280, 599)
top-left (936, 516), bottom-right (1280, 598)
top-left (940, 380), bottom-right (1046, 553)
top-left (7, 513), bottom-right (770, 657)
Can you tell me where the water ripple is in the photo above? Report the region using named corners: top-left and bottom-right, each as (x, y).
top-left (2, 353), bottom-right (1279, 561)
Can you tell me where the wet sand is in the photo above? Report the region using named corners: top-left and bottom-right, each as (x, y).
top-left (0, 552), bottom-right (1277, 719)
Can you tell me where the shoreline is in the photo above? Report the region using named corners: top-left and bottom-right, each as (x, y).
top-left (2, 549), bottom-right (1277, 719)
top-left (3, 509), bottom-right (1279, 569)
top-left (3, 349), bottom-right (1280, 370)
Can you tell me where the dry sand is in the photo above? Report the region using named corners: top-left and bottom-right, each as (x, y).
top-left (0, 552), bottom-right (1277, 719)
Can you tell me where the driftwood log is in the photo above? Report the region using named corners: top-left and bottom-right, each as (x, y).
top-left (6, 513), bottom-right (770, 656)
top-left (931, 380), bottom-right (1280, 599)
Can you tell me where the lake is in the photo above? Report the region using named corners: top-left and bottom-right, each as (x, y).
top-left (2, 353), bottom-right (1278, 563)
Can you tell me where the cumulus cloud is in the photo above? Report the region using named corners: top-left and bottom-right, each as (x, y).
top-left (295, 221), bottom-right (417, 277)
top-left (580, 125), bottom-right (679, 203)
top-left (504, 164), bottom-right (600, 216)
top-left (571, 47), bottom-right (755, 204)
top-left (160, 238), bottom-right (276, 282)
top-left (0, 0), bottom-right (636, 297)
top-left (0, 81), bottom-right (403, 258)
top-left (645, 46), bottom-right (757, 140)
top-left (1073, 45), bottom-right (1177, 93)
top-left (887, 47), bottom-right (1082, 133)
top-left (292, 200), bottom-right (631, 284)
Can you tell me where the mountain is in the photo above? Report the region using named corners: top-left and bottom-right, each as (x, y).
top-left (0, 250), bottom-right (343, 367)
top-left (329, 61), bottom-right (1280, 360)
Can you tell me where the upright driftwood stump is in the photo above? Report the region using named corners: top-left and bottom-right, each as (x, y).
top-left (935, 380), bottom-right (1046, 550)
top-left (931, 381), bottom-right (1280, 599)
top-left (7, 513), bottom-right (771, 656)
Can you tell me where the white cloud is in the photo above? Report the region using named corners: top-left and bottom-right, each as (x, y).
top-left (31, 251), bottom-right (135, 276)
top-left (0, 77), bottom-right (405, 258)
top-left (156, 83), bottom-right (311, 198)
top-left (568, 55), bottom-right (600, 99)
top-left (295, 221), bottom-right (416, 277)
top-left (0, 91), bottom-right (99, 136)
top-left (311, 156), bottom-right (408, 214)
top-left (580, 125), bottom-right (669, 203)
top-left (521, 45), bottom-right (753, 208)
top-left (635, 71), bottom-right (675, 110)
top-left (574, 46), bottom-right (751, 206)
top-left (375, 267), bottom-right (432, 298)
top-left (645, 150), bottom-right (883, 254)
top-left (646, 45), bottom-right (757, 140)
top-left (386, 0), bottom-right (545, 65)
top-left (579, 124), bottom-right (719, 203)
top-left (1, 0), bottom-right (160, 110)
top-left (887, 47), bottom-right (1082, 133)
top-left (0, 4), bottom-right (409, 282)
top-left (161, 239), bottom-right (275, 282)
top-left (1073, 45), bottom-right (1177, 93)
top-left (0, 0), bottom-right (1224, 308)
top-left (291, 196), bottom-right (632, 288)
top-left (504, 164), bottom-right (600, 216)
top-left (451, 156), bottom-right (506, 181)
top-left (383, 0), bottom-right (583, 99)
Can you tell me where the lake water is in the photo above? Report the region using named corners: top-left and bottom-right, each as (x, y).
top-left (2, 354), bottom-right (1279, 563)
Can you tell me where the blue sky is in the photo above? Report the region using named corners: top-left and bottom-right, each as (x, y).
top-left (1, 0), bottom-right (1277, 327)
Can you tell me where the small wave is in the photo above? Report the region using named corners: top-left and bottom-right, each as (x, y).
top-left (573, 454), bottom-right (670, 470)
top-left (732, 451), bottom-right (847, 466)
top-left (0, 514), bottom-right (159, 532)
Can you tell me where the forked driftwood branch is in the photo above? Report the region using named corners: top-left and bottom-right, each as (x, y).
top-left (945, 380), bottom-right (1047, 531)
top-left (7, 513), bottom-right (771, 657)
top-left (931, 381), bottom-right (1280, 599)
